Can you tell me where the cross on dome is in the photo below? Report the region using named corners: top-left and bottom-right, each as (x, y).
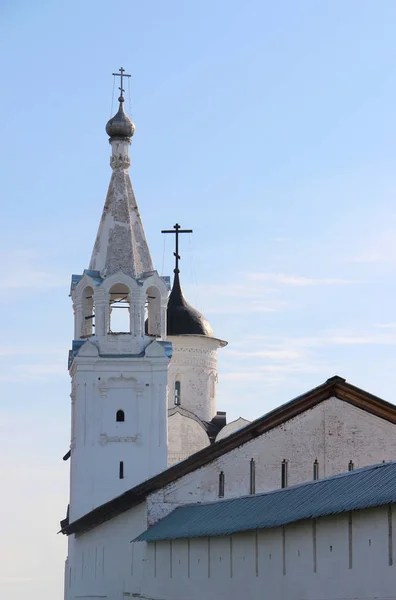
top-left (112, 66), bottom-right (131, 102)
top-left (161, 223), bottom-right (193, 274)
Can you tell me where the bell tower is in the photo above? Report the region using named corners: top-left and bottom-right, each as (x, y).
top-left (67, 69), bottom-right (171, 523)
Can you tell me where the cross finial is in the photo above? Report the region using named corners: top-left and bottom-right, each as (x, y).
top-left (112, 66), bottom-right (131, 102)
top-left (161, 223), bottom-right (193, 273)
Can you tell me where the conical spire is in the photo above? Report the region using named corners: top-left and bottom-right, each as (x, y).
top-left (89, 71), bottom-right (154, 279)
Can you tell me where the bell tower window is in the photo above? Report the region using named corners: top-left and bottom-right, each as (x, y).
top-left (146, 286), bottom-right (161, 337)
top-left (109, 284), bottom-right (131, 334)
top-left (82, 286), bottom-right (95, 337)
top-left (116, 410), bottom-right (125, 422)
top-left (174, 380), bottom-right (181, 406)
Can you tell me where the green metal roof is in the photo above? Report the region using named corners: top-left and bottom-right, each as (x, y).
top-left (134, 462), bottom-right (396, 542)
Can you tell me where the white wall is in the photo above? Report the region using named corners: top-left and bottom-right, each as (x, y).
top-left (65, 502), bottom-right (148, 600)
top-left (167, 335), bottom-right (221, 422)
top-left (168, 411), bottom-right (210, 465)
top-left (140, 505), bottom-right (396, 600)
top-left (148, 397), bottom-right (396, 524)
top-left (69, 346), bottom-right (169, 522)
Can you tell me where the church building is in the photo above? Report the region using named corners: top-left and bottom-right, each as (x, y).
top-left (62, 71), bottom-right (396, 600)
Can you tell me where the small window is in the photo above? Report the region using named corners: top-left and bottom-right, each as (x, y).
top-left (348, 460), bottom-right (354, 472)
top-left (313, 459), bottom-right (319, 481)
top-left (174, 381), bottom-right (181, 406)
top-left (249, 458), bottom-right (256, 495)
top-left (119, 461), bottom-right (124, 479)
top-left (281, 459), bottom-right (288, 488)
top-left (116, 409), bottom-right (125, 422)
top-left (218, 471), bottom-right (225, 498)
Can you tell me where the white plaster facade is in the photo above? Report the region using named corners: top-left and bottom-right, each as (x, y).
top-left (148, 396), bottom-right (396, 523)
top-left (167, 335), bottom-right (224, 422)
top-left (167, 409), bottom-right (210, 465)
top-left (69, 339), bottom-right (169, 522)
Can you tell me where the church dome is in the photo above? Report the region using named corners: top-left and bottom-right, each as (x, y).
top-left (106, 100), bottom-right (135, 139)
top-left (167, 271), bottom-right (214, 337)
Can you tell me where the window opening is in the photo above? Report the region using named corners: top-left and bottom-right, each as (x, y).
top-left (82, 286), bottom-right (95, 337)
top-left (119, 461), bottom-right (124, 479)
top-left (146, 287), bottom-right (161, 337)
top-left (109, 284), bottom-right (131, 333)
top-left (116, 410), bottom-right (125, 422)
top-left (348, 460), bottom-right (354, 472)
top-left (174, 381), bottom-right (181, 406)
top-left (218, 471), bottom-right (225, 498)
top-left (281, 460), bottom-right (288, 488)
top-left (313, 459), bottom-right (319, 481)
top-left (249, 458), bottom-right (256, 494)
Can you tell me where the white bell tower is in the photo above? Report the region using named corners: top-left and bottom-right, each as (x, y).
top-left (67, 70), bottom-right (170, 523)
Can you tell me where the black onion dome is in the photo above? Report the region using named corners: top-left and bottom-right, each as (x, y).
top-left (106, 100), bottom-right (135, 139)
top-left (167, 271), bottom-right (213, 337)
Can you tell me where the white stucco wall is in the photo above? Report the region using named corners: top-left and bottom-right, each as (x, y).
top-left (140, 505), bottom-right (396, 600)
top-left (168, 411), bottom-right (210, 465)
top-left (69, 342), bottom-right (169, 522)
top-left (148, 397), bottom-right (396, 524)
top-left (167, 335), bottom-right (222, 422)
top-left (65, 502), bottom-right (148, 600)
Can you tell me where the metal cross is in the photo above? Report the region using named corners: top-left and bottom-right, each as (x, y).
top-left (161, 223), bottom-right (193, 273)
top-left (112, 66), bottom-right (131, 100)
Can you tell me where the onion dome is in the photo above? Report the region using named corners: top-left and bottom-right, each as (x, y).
top-left (106, 98), bottom-right (135, 139)
top-left (167, 271), bottom-right (213, 337)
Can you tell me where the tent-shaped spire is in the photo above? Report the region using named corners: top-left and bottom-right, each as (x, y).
top-left (89, 88), bottom-right (154, 279)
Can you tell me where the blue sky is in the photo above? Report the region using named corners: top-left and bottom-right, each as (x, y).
top-left (2, 1), bottom-right (396, 598)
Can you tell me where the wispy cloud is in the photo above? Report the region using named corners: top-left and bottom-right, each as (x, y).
top-left (186, 271), bottom-right (360, 315)
top-left (247, 273), bottom-right (360, 286)
top-left (348, 231), bottom-right (396, 264)
top-left (0, 250), bottom-right (68, 293)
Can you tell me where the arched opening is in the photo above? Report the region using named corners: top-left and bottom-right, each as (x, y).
top-left (82, 286), bottom-right (95, 337)
top-left (146, 286), bottom-right (161, 337)
top-left (116, 409), bottom-right (125, 422)
top-left (109, 284), bottom-right (131, 334)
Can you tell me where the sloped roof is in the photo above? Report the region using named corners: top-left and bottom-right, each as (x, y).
top-left (135, 462), bottom-right (396, 541)
top-left (62, 376), bottom-right (396, 536)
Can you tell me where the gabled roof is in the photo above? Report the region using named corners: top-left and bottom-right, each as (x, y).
top-left (61, 376), bottom-right (396, 536)
top-left (134, 461), bottom-right (396, 542)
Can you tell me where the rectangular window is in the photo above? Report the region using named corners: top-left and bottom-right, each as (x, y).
top-left (348, 460), bottom-right (354, 472)
top-left (281, 460), bottom-right (288, 488)
top-left (174, 381), bottom-right (181, 406)
top-left (119, 461), bottom-right (124, 479)
top-left (250, 458), bottom-right (256, 494)
top-left (313, 459), bottom-right (319, 480)
top-left (218, 471), bottom-right (225, 498)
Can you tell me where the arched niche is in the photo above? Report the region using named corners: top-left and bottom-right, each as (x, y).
top-left (82, 286), bottom-right (95, 337)
top-left (146, 286), bottom-right (161, 337)
top-left (108, 283), bottom-right (131, 334)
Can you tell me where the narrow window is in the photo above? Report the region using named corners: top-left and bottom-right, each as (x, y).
top-left (281, 459), bottom-right (288, 488)
top-left (119, 461), bottom-right (124, 479)
top-left (250, 458), bottom-right (256, 494)
top-left (82, 286), bottom-right (95, 337)
top-left (116, 409), bottom-right (125, 422)
top-left (218, 471), bottom-right (225, 498)
top-left (313, 459), bottom-right (319, 480)
top-left (174, 381), bottom-right (181, 406)
top-left (348, 460), bottom-right (354, 472)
